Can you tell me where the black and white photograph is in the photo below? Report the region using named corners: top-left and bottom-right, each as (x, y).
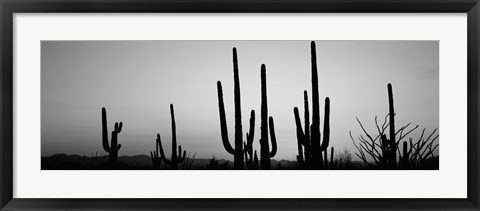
top-left (41, 40), bottom-right (439, 170)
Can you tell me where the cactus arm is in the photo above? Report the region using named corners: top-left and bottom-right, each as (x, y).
top-left (320, 97), bottom-right (330, 151)
top-left (115, 144), bottom-right (121, 151)
top-left (101, 107), bottom-right (111, 152)
top-left (150, 146), bottom-right (161, 169)
top-left (294, 107), bottom-right (306, 164)
top-left (268, 116), bottom-right (277, 157)
top-left (150, 151), bottom-right (155, 166)
top-left (294, 108), bottom-right (307, 146)
top-left (303, 91), bottom-right (312, 167)
top-left (115, 122), bottom-right (123, 133)
top-left (303, 90), bottom-right (310, 146)
top-left (110, 122), bottom-right (122, 152)
top-left (157, 133), bottom-right (172, 165)
top-left (154, 139), bottom-right (161, 168)
top-left (217, 81), bottom-right (235, 155)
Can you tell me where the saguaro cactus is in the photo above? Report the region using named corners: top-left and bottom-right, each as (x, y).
top-left (380, 83), bottom-right (397, 168)
top-left (150, 138), bottom-right (162, 169)
top-left (293, 41), bottom-right (331, 169)
top-left (217, 47), bottom-right (255, 170)
top-left (101, 107), bottom-right (123, 166)
top-left (259, 64), bottom-right (277, 170)
top-left (294, 91), bottom-right (309, 168)
top-left (157, 104), bottom-right (187, 170)
top-left (244, 112), bottom-right (258, 170)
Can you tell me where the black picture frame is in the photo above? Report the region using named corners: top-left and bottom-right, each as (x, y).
top-left (1, 0), bottom-right (479, 210)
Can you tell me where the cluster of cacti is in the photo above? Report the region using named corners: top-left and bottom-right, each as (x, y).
top-left (259, 64), bottom-right (277, 170)
top-left (244, 143), bottom-right (258, 170)
top-left (244, 110), bottom-right (259, 169)
top-left (93, 41), bottom-right (440, 171)
top-left (101, 107), bottom-right (123, 166)
top-left (293, 41), bottom-right (332, 170)
top-left (154, 104), bottom-right (187, 170)
top-left (150, 136), bottom-right (162, 169)
top-left (216, 48), bottom-right (256, 170)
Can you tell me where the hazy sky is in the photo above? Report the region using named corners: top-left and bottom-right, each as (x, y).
top-left (41, 41), bottom-right (439, 161)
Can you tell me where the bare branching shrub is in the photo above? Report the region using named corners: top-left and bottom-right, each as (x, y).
top-left (350, 114), bottom-right (438, 169)
top-left (350, 84), bottom-right (439, 170)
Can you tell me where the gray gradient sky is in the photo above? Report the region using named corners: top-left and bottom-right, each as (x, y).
top-left (41, 41), bottom-right (439, 160)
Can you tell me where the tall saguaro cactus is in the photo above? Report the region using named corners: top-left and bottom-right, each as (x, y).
top-left (259, 64), bottom-right (277, 169)
top-left (157, 104), bottom-right (187, 170)
top-left (380, 83), bottom-right (397, 168)
top-left (217, 47), bottom-right (255, 170)
top-left (293, 41), bottom-right (331, 169)
top-left (101, 107), bottom-right (123, 166)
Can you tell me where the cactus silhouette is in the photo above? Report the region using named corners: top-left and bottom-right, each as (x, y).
top-left (380, 83), bottom-right (397, 168)
top-left (244, 110), bottom-right (257, 169)
top-left (150, 138), bottom-right (162, 169)
top-left (217, 47), bottom-right (255, 170)
top-left (400, 141), bottom-right (409, 168)
top-left (293, 41), bottom-right (331, 169)
top-left (244, 146), bottom-right (259, 170)
top-left (259, 64), bottom-right (277, 170)
top-left (101, 107), bottom-right (123, 166)
top-left (157, 104), bottom-right (187, 170)
top-left (322, 146), bottom-right (334, 169)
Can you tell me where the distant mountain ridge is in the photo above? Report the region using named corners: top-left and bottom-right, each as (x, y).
top-left (41, 154), bottom-right (297, 170)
